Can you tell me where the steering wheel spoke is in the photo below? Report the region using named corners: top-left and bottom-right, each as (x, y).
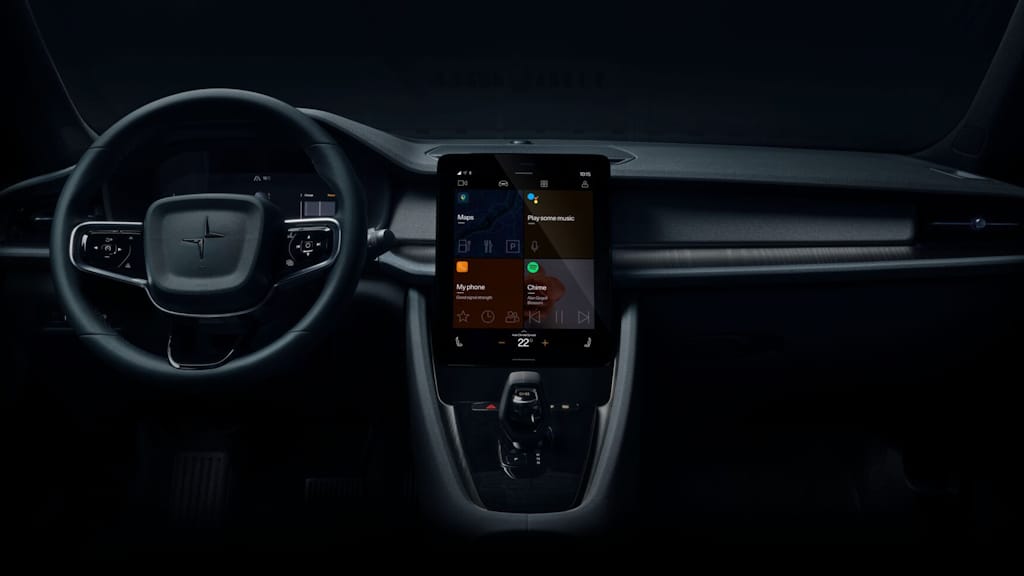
top-left (69, 221), bottom-right (147, 286)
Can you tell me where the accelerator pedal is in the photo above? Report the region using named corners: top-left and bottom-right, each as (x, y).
top-left (169, 451), bottom-right (230, 530)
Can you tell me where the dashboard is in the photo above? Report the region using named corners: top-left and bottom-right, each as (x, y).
top-left (4, 110), bottom-right (1024, 289)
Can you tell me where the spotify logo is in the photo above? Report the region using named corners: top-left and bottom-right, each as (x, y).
top-left (526, 261), bottom-right (540, 274)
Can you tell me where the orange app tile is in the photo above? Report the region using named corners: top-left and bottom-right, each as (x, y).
top-left (456, 260), bottom-right (469, 273)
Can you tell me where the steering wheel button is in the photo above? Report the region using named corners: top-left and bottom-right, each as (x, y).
top-left (84, 233), bottom-right (123, 268)
top-left (286, 227), bottom-right (333, 268)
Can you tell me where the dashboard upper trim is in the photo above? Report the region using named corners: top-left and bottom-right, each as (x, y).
top-left (614, 245), bottom-right (917, 268)
top-left (613, 253), bottom-right (1024, 283)
top-left (0, 165), bottom-right (74, 200)
top-left (302, 109), bottom-right (1024, 200)
top-left (5, 109), bottom-right (1024, 205)
top-left (425, 144), bottom-right (636, 164)
top-left (0, 245), bottom-right (50, 259)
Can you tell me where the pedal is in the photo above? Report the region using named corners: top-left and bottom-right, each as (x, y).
top-left (170, 451), bottom-right (230, 529)
top-left (304, 477), bottom-right (364, 513)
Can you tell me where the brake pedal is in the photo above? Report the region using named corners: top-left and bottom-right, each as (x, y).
top-left (170, 451), bottom-right (230, 529)
top-left (304, 477), bottom-right (364, 511)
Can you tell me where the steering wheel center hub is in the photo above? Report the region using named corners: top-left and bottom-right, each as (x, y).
top-left (144, 194), bottom-right (282, 316)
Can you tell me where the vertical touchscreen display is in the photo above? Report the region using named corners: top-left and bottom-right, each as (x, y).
top-left (436, 154), bottom-right (612, 366)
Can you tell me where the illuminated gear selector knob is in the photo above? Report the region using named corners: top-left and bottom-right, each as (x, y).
top-left (497, 371), bottom-right (551, 479)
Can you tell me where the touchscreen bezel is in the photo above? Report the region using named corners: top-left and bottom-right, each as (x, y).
top-left (435, 154), bottom-right (614, 367)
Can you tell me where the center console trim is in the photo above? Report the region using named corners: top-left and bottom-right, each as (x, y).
top-left (407, 288), bottom-right (637, 536)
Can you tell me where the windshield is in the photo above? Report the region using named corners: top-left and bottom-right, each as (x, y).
top-left (30, 0), bottom-right (1018, 152)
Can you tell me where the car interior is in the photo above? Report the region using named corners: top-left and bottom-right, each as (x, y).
top-left (3, 0), bottom-right (1023, 553)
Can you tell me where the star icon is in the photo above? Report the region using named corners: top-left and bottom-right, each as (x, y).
top-left (456, 310), bottom-right (470, 323)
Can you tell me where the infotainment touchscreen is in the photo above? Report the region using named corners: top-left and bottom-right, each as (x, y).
top-left (436, 154), bottom-right (613, 366)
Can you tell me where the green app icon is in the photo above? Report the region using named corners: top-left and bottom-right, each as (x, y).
top-left (526, 261), bottom-right (540, 274)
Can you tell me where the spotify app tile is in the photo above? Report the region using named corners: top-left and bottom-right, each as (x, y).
top-left (522, 189), bottom-right (595, 330)
top-left (524, 259), bottom-right (595, 329)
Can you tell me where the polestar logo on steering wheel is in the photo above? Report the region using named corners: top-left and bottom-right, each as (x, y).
top-left (180, 216), bottom-right (225, 260)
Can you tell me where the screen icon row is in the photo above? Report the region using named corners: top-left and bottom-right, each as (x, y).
top-left (455, 309), bottom-right (522, 324)
top-left (456, 308), bottom-right (592, 326)
top-left (457, 239), bottom-right (520, 255)
top-left (457, 178), bottom-right (554, 189)
top-left (522, 309), bottom-right (591, 325)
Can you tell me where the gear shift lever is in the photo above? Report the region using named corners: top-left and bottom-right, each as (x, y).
top-left (497, 371), bottom-right (551, 478)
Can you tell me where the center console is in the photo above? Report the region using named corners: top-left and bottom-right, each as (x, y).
top-left (405, 154), bottom-right (636, 536)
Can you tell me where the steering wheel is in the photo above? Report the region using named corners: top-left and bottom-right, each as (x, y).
top-left (50, 89), bottom-right (367, 385)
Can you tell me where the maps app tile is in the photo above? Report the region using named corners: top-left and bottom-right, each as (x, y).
top-left (453, 189), bottom-right (523, 258)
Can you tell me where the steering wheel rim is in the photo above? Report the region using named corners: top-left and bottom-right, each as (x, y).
top-left (50, 89), bottom-right (367, 386)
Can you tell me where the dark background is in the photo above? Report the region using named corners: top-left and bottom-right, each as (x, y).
top-left (20, 0), bottom-right (1023, 148)
top-left (7, 0), bottom-right (1024, 190)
